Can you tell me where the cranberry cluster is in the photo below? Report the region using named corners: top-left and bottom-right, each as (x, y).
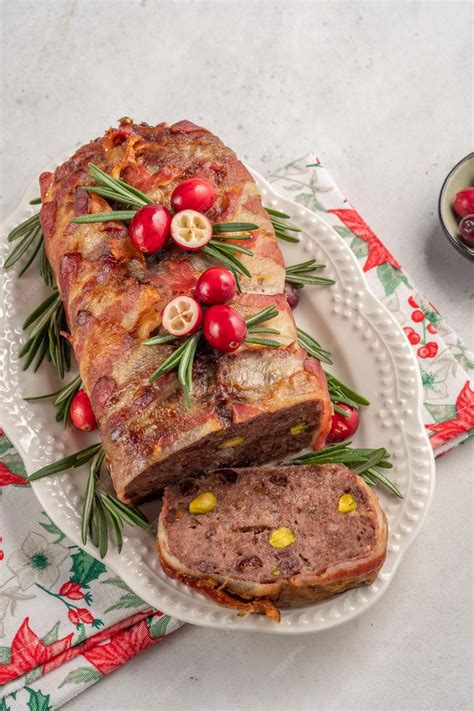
top-left (161, 268), bottom-right (247, 352)
top-left (129, 178), bottom-right (217, 254)
top-left (452, 187), bottom-right (474, 247)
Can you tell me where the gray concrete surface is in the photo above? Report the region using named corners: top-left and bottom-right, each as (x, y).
top-left (1, 1), bottom-right (472, 710)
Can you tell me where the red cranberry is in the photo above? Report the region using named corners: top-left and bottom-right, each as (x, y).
top-left (284, 282), bottom-right (300, 309)
top-left (453, 188), bottom-right (474, 219)
top-left (203, 305), bottom-right (247, 352)
top-left (70, 390), bottom-right (97, 431)
top-left (459, 214), bottom-right (474, 247)
top-left (327, 404), bottom-right (360, 443)
top-left (171, 179), bottom-right (216, 213)
top-left (129, 205), bottom-right (171, 254)
top-left (195, 268), bottom-right (237, 305)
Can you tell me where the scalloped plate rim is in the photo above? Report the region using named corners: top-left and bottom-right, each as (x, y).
top-left (0, 158), bottom-right (436, 634)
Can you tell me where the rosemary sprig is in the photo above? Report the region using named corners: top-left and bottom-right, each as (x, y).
top-left (326, 372), bottom-right (370, 409)
top-left (296, 328), bottom-right (369, 413)
top-left (202, 243), bottom-right (251, 281)
top-left (24, 374), bottom-right (82, 426)
top-left (80, 448), bottom-right (149, 557)
top-left (5, 211), bottom-right (48, 279)
top-left (19, 290), bottom-right (71, 376)
top-left (39, 242), bottom-right (54, 287)
top-left (71, 210), bottom-right (137, 224)
top-left (29, 443), bottom-right (149, 557)
top-left (285, 260), bottom-right (335, 288)
top-left (265, 207), bottom-right (301, 243)
top-left (265, 207), bottom-right (290, 219)
top-left (177, 332), bottom-right (201, 407)
top-left (245, 305), bottom-right (279, 328)
top-left (244, 305), bottom-right (282, 348)
top-left (296, 327), bottom-right (333, 365)
top-left (291, 442), bottom-right (403, 498)
top-left (212, 222), bottom-right (259, 233)
top-left (29, 443), bottom-right (103, 481)
top-left (69, 162), bottom-right (152, 223)
top-left (147, 332), bottom-right (204, 407)
top-left (5, 203), bottom-right (55, 286)
top-left (87, 163), bottom-right (152, 206)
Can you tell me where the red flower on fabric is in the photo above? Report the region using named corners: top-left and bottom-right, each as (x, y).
top-left (328, 209), bottom-right (401, 272)
top-left (426, 380), bottom-right (474, 448)
top-left (82, 618), bottom-right (155, 675)
top-left (0, 617), bottom-right (73, 685)
top-left (59, 581), bottom-right (84, 600)
top-left (68, 608), bottom-right (94, 625)
top-left (0, 462), bottom-right (28, 487)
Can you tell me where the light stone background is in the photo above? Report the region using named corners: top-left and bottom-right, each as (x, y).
top-left (1, 1), bottom-right (473, 710)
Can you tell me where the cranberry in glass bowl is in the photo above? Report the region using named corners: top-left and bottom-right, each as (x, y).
top-left (438, 153), bottom-right (474, 261)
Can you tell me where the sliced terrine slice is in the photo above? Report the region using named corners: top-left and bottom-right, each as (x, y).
top-left (157, 464), bottom-right (388, 622)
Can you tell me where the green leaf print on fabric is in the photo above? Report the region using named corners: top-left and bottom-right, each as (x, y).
top-left (0, 438), bottom-right (13, 458)
top-left (59, 667), bottom-right (102, 688)
top-left (24, 666), bottom-right (43, 685)
top-left (425, 403), bottom-right (457, 423)
top-left (333, 225), bottom-right (356, 241)
top-left (100, 576), bottom-right (131, 591)
top-left (451, 340), bottom-right (474, 371)
top-left (75, 622), bottom-right (87, 643)
top-left (0, 697), bottom-right (11, 711)
top-left (38, 514), bottom-right (66, 544)
top-left (69, 550), bottom-right (107, 588)
top-left (148, 614), bottom-right (171, 638)
top-left (100, 576), bottom-right (144, 612)
top-left (0, 646), bottom-right (11, 664)
top-left (0, 455), bottom-right (28, 482)
top-left (350, 235), bottom-right (368, 259)
top-left (377, 263), bottom-right (411, 296)
top-left (424, 309), bottom-right (440, 325)
top-left (26, 688), bottom-right (52, 711)
top-left (41, 621), bottom-right (61, 645)
top-left (104, 591), bottom-right (144, 613)
top-left (294, 192), bottom-right (326, 212)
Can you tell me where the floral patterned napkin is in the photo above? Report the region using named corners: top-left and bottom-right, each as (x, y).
top-left (269, 156), bottom-right (474, 456)
top-left (1, 155), bottom-right (473, 711)
top-left (0, 429), bottom-right (182, 710)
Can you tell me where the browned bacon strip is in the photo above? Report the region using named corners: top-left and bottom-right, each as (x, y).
top-left (40, 119), bottom-right (331, 503)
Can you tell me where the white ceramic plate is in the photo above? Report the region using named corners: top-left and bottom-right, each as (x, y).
top-left (0, 162), bottom-right (435, 634)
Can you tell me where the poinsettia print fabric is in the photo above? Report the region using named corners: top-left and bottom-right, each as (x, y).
top-left (268, 156), bottom-right (474, 455)
top-left (0, 430), bottom-right (182, 710)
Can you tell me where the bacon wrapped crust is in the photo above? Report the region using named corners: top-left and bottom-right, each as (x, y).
top-left (40, 119), bottom-right (331, 503)
top-left (158, 465), bottom-right (388, 622)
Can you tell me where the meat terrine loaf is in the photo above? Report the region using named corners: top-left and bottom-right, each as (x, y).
top-left (39, 119), bottom-right (332, 504)
top-left (158, 464), bottom-right (388, 622)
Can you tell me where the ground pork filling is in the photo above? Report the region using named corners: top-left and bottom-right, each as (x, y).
top-left (120, 400), bottom-right (321, 504)
top-left (162, 465), bottom-right (378, 585)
